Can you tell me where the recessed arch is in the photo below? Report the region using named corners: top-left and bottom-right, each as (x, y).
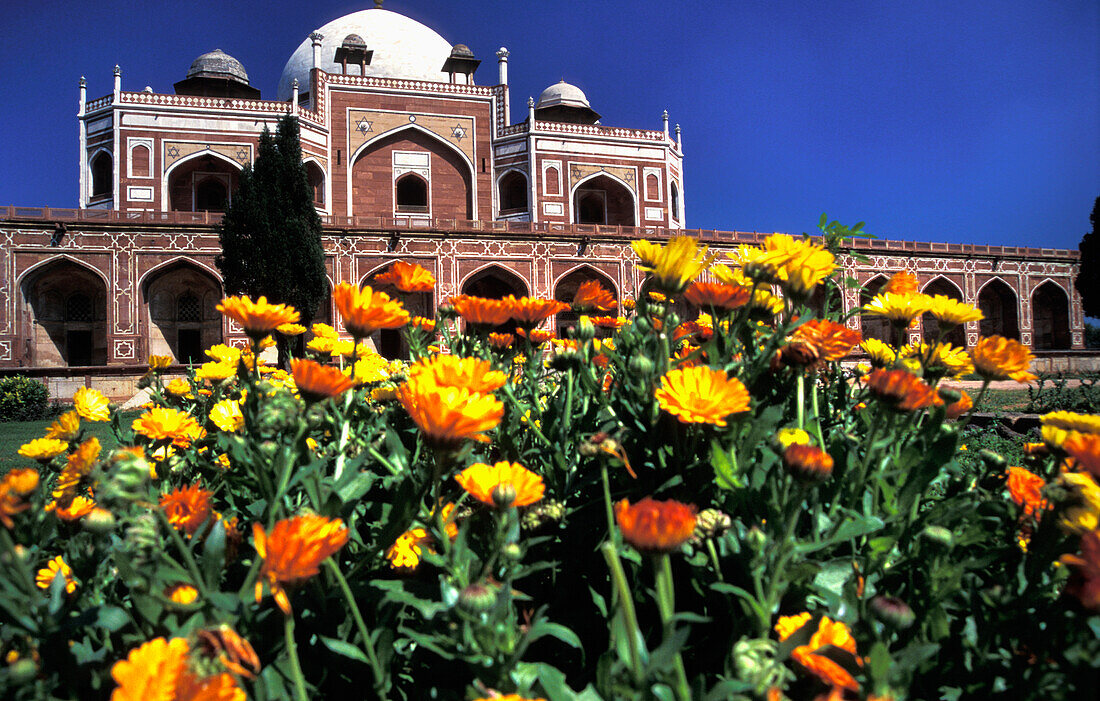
top-left (570, 172), bottom-right (637, 227)
top-left (977, 277), bottom-right (1019, 341)
top-left (1032, 280), bottom-right (1071, 350)
top-left (921, 276), bottom-right (966, 346)
top-left (17, 254), bottom-right (111, 292)
top-left (460, 263), bottom-right (530, 299)
top-left (497, 169), bottom-right (528, 214)
top-left (304, 159), bottom-right (326, 207)
top-left (360, 261), bottom-right (435, 360)
top-left (89, 148), bottom-right (113, 201)
top-left (860, 274), bottom-right (892, 345)
top-left (553, 264), bottom-right (620, 334)
top-left (350, 124), bottom-right (475, 174)
top-left (141, 259), bottom-right (224, 363)
top-left (395, 172), bottom-right (428, 212)
top-left (163, 150), bottom-right (244, 213)
top-left (136, 255), bottom-right (224, 292)
top-left (19, 257), bottom-right (110, 366)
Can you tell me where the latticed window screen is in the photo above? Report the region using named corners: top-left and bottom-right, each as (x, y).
top-left (177, 293), bottom-right (201, 322)
top-left (65, 294), bottom-right (93, 322)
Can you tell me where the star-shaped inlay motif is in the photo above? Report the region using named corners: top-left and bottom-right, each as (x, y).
top-left (356, 118), bottom-right (373, 134)
top-left (451, 124), bottom-right (467, 140)
top-left (166, 145), bottom-right (180, 158)
top-left (235, 148), bottom-right (249, 160)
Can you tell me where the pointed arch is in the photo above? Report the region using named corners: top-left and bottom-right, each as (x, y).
top-left (920, 276), bottom-right (965, 346)
top-left (351, 124), bottom-right (475, 173)
top-left (19, 257), bottom-right (109, 367)
top-left (553, 264), bottom-right (620, 334)
top-left (497, 169), bottom-right (529, 214)
top-left (89, 148), bottom-right (114, 201)
top-left (921, 275), bottom-right (964, 299)
top-left (978, 277), bottom-right (1019, 340)
top-left (163, 150), bottom-right (244, 213)
top-left (136, 255), bottom-right (223, 292)
top-left (304, 159), bottom-right (327, 207)
top-left (860, 274), bottom-right (892, 345)
top-left (141, 259), bottom-right (224, 364)
top-left (1032, 280), bottom-right (1071, 350)
top-left (570, 171), bottom-right (638, 227)
top-left (360, 261), bottom-right (435, 360)
top-left (17, 254), bottom-right (111, 291)
top-left (460, 264), bottom-right (530, 299)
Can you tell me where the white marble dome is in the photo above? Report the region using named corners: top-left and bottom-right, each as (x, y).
top-left (277, 9), bottom-right (454, 100)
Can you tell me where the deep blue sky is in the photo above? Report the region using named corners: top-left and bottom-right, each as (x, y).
top-left (1, 1), bottom-right (1096, 249)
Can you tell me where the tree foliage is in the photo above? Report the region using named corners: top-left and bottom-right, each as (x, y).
top-left (216, 114), bottom-right (326, 325)
top-left (1074, 196), bottom-right (1100, 318)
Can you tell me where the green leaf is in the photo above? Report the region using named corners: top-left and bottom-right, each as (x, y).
top-left (96, 606), bottom-right (130, 633)
top-left (526, 620), bottom-right (584, 653)
top-left (318, 635), bottom-right (371, 665)
top-left (201, 516), bottom-right (227, 588)
top-left (710, 440), bottom-right (741, 490)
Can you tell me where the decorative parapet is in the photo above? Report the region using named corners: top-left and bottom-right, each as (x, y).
top-left (532, 120), bottom-right (667, 141)
top-left (324, 73), bottom-right (495, 96)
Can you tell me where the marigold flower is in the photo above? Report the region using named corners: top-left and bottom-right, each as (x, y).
top-left (488, 332), bottom-right (515, 348)
top-left (148, 354), bottom-right (174, 371)
top-left (0, 468), bottom-right (39, 528)
top-left (1057, 472), bottom-right (1100, 534)
top-left (861, 292), bottom-right (932, 326)
top-left (789, 616), bottom-right (860, 691)
top-left (18, 437), bottom-right (68, 461)
top-left (44, 410), bottom-right (81, 441)
top-left (176, 671), bottom-right (245, 701)
top-left (133, 407), bottom-right (202, 444)
top-left (572, 280), bottom-right (618, 312)
top-left (407, 355), bottom-right (506, 394)
top-left (160, 484), bottom-right (214, 536)
top-left (684, 281), bottom-right (751, 310)
top-left (881, 271), bottom-right (919, 295)
top-left (865, 369), bottom-right (941, 411)
top-left (411, 316), bottom-right (436, 332)
top-left (373, 260), bottom-right (436, 293)
top-left (456, 461), bottom-right (545, 508)
top-left (332, 282), bottom-right (410, 339)
top-left (109, 637), bottom-right (190, 701)
top-left (1007, 466), bottom-right (1047, 518)
top-left (860, 338), bottom-right (897, 367)
top-left (276, 322), bottom-right (306, 336)
top-left (451, 295), bottom-right (514, 326)
top-left (774, 612), bottom-right (814, 641)
top-left (208, 399), bottom-right (244, 432)
top-left (254, 515), bottom-right (349, 616)
top-left (783, 444), bottom-right (834, 482)
top-left (789, 319), bottom-right (862, 364)
top-left (1064, 432), bottom-right (1100, 479)
top-left (515, 327), bottom-right (555, 344)
top-left (289, 358), bottom-right (357, 402)
top-left (615, 497), bottom-right (698, 553)
top-left (1060, 529), bottom-right (1100, 611)
top-left (1040, 410), bottom-right (1100, 449)
top-left (36, 555), bottom-right (77, 594)
top-left (204, 344), bottom-right (241, 364)
top-left (48, 495), bottom-right (96, 521)
top-left (926, 295), bottom-right (983, 326)
top-left (164, 378), bottom-right (192, 397)
top-left (397, 375), bottom-right (504, 446)
top-left (776, 427), bottom-right (812, 450)
top-left (655, 366), bottom-right (751, 427)
top-left (348, 351), bottom-right (392, 384)
top-left (166, 583), bottom-right (199, 605)
top-left (53, 436), bottom-right (100, 503)
top-left (217, 295), bottom-right (300, 340)
top-left (386, 527), bottom-right (430, 570)
top-left (943, 390), bottom-right (973, 419)
top-left (503, 296), bottom-right (569, 325)
top-left (196, 625), bottom-right (261, 680)
top-left (972, 335), bottom-right (1036, 383)
top-left (634, 236), bottom-right (717, 292)
top-left (74, 386), bottom-right (111, 421)
top-left (591, 315), bottom-right (627, 330)
top-left (758, 234), bottom-right (837, 296)
top-left (901, 342), bottom-right (974, 379)
top-left (195, 361), bottom-right (236, 382)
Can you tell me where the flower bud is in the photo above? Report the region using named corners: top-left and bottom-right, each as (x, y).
top-left (746, 527), bottom-right (767, 551)
top-left (870, 595), bottom-right (915, 629)
top-left (694, 508), bottom-right (732, 539)
top-left (83, 508), bottom-right (116, 535)
top-left (782, 444), bottom-right (834, 482)
top-left (502, 543), bottom-right (522, 561)
top-left (457, 582), bottom-right (497, 614)
top-left (980, 450), bottom-right (1007, 470)
top-left (522, 499), bottom-right (566, 530)
top-left (574, 315), bottom-right (596, 342)
top-left (628, 354), bottom-right (655, 377)
top-left (102, 449), bottom-right (152, 504)
top-left (491, 483), bottom-right (517, 509)
top-left (7, 658), bottom-right (37, 685)
top-left (920, 525), bottom-right (954, 548)
top-left (125, 512), bottom-right (161, 559)
top-left (436, 304), bottom-right (456, 320)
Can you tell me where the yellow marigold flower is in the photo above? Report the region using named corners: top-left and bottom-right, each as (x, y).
top-left (750, 289), bottom-right (784, 316)
top-left (655, 366), bottom-right (751, 427)
top-left (160, 484), bottom-right (214, 536)
top-left (348, 351), bottom-right (392, 384)
top-left (1041, 411), bottom-right (1100, 449)
top-left (74, 386), bottom-right (110, 422)
top-left (194, 360), bottom-right (236, 382)
top-left (332, 282), bottom-right (410, 340)
top-left (215, 453), bottom-right (231, 470)
top-left (276, 323), bottom-right (306, 336)
top-left (926, 295), bottom-right (983, 326)
top-left (397, 374), bottom-right (504, 447)
top-left (205, 344), bottom-right (241, 364)
top-left (148, 355), bottom-right (173, 371)
top-left (254, 515), bottom-right (349, 616)
top-left (44, 410), bottom-right (81, 442)
top-left (861, 292), bottom-right (932, 326)
top-left (739, 235), bottom-right (836, 296)
top-left (109, 636), bottom-right (190, 701)
top-left (776, 427), bottom-right (812, 449)
top-left (900, 342), bottom-right (974, 378)
top-left (775, 612), bottom-right (813, 641)
top-left (972, 335), bottom-right (1036, 383)
top-left (208, 399), bottom-right (244, 432)
top-left (36, 555), bottom-right (77, 594)
top-left (53, 436), bottom-right (100, 503)
top-left (373, 260), bottom-right (436, 293)
top-left (18, 437), bottom-right (68, 461)
top-left (217, 295), bottom-right (299, 340)
top-left (164, 378), bottom-right (191, 397)
top-left (47, 495), bottom-right (96, 521)
top-left (1058, 472), bottom-right (1100, 534)
top-left (633, 236), bottom-right (717, 292)
top-left (166, 583), bottom-right (199, 605)
top-left (311, 322), bottom-right (339, 338)
top-left (881, 271), bottom-right (919, 295)
top-left (386, 527), bottom-right (429, 570)
top-left (407, 355), bottom-right (506, 394)
top-left (371, 386), bottom-right (398, 402)
top-left (861, 338), bottom-right (898, 367)
top-left (133, 407), bottom-right (202, 445)
top-left (456, 461), bottom-right (545, 508)
top-left (573, 279), bottom-right (618, 312)
top-left (290, 358), bottom-right (357, 402)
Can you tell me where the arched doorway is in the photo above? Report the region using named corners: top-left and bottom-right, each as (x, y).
top-left (90, 151), bottom-right (113, 202)
top-left (167, 154), bottom-right (241, 212)
top-left (351, 128), bottom-right (473, 219)
top-left (978, 279), bottom-right (1020, 340)
top-left (19, 259), bottom-right (109, 366)
top-left (1032, 281), bottom-right (1071, 350)
top-left (498, 171), bottom-right (528, 214)
top-left (860, 275), bottom-right (892, 345)
top-left (305, 162), bottom-right (325, 208)
top-left (921, 277), bottom-right (966, 347)
top-left (460, 265), bottom-right (529, 334)
top-left (573, 174), bottom-right (636, 226)
top-left (553, 266), bottom-right (618, 334)
top-left (142, 262), bottom-right (223, 363)
top-left (364, 264), bottom-right (434, 360)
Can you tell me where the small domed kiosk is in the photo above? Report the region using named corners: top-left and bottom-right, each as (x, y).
top-left (173, 49), bottom-right (260, 99)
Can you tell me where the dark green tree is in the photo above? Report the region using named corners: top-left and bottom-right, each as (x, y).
top-left (216, 114), bottom-right (326, 362)
top-left (1074, 195), bottom-right (1100, 318)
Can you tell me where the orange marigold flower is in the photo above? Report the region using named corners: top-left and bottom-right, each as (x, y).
top-left (972, 335), bottom-right (1036, 383)
top-left (160, 484), bottom-right (215, 536)
top-left (615, 497), bottom-right (698, 553)
top-left (44, 410), bottom-right (81, 441)
top-left (622, 297), bottom-right (637, 310)
top-left (17, 437), bottom-right (68, 461)
top-left (386, 527), bottom-right (430, 571)
top-left (881, 271), bottom-right (919, 295)
top-left (166, 583), bottom-right (199, 605)
top-left (775, 612), bottom-right (814, 641)
top-left (110, 637), bottom-right (190, 701)
top-left (865, 369), bottom-right (941, 411)
top-left (254, 515), bottom-right (349, 616)
top-left (456, 461), bottom-right (545, 508)
top-left (1060, 529), bottom-right (1100, 611)
top-left (943, 390), bottom-right (974, 419)
top-left (1007, 466), bottom-right (1047, 518)
top-left (133, 407), bottom-right (202, 444)
top-left (0, 468), bottom-right (39, 528)
top-left (790, 617), bottom-right (860, 691)
top-left (411, 316), bottom-right (436, 332)
top-left (36, 555), bottom-right (77, 594)
top-left (515, 327), bottom-right (555, 344)
top-left (74, 386), bottom-right (111, 422)
top-left (505, 296), bottom-right (570, 326)
top-left (175, 671), bottom-right (245, 701)
top-left (407, 355), bottom-right (506, 394)
top-left (48, 495), bottom-right (96, 521)
top-left (590, 315), bottom-right (627, 330)
top-left (1065, 432), bottom-right (1100, 480)
top-left (373, 260), bottom-right (436, 293)
top-left (451, 295), bottom-right (514, 326)
top-left (790, 319), bottom-right (862, 363)
top-left (488, 332), bottom-right (515, 349)
top-left (290, 358), bottom-right (357, 403)
top-left (332, 282), bottom-right (410, 339)
top-left (783, 444), bottom-right (834, 482)
top-left (572, 280), bottom-right (618, 312)
top-left (655, 365), bottom-right (751, 427)
top-left (397, 374), bottom-right (504, 446)
top-left (196, 625), bottom-right (261, 680)
top-left (684, 281), bottom-right (751, 310)
top-left (217, 295), bottom-right (299, 340)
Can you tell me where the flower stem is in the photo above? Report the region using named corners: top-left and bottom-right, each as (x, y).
top-left (811, 378), bottom-right (826, 450)
top-left (600, 542), bottom-right (645, 686)
top-left (284, 614), bottom-right (310, 701)
top-left (600, 464), bottom-right (616, 542)
top-left (796, 373), bottom-right (805, 431)
top-left (705, 538), bottom-right (724, 582)
top-left (325, 559), bottom-right (387, 699)
top-left (654, 553), bottom-right (692, 701)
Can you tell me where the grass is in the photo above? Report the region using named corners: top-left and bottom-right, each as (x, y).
top-left (0, 415), bottom-right (134, 474)
top-left (974, 389), bottom-right (1031, 413)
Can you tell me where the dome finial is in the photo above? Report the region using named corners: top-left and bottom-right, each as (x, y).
top-left (374, 0), bottom-right (383, 7)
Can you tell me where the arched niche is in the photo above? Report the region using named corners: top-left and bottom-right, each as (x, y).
top-left (573, 174), bottom-right (636, 226)
top-left (921, 277), bottom-right (966, 347)
top-left (1032, 281), bottom-right (1071, 350)
top-left (807, 279), bottom-right (842, 319)
top-left (362, 262), bottom-right (435, 360)
top-left (351, 128), bottom-right (473, 219)
top-left (860, 275), bottom-right (892, 345)
top-left (305, 161), bottom-right (326, 207)
top-left (167, 153), bottom-right (241, 212)
top-left (19, 259), bottom-right (109, 366)
top-left (90, 151), bottom-right (113, 201)
top-left (460, 264), bottom-right (529, 300)
top-left (553, 265), bottom-right (619, 334)
top-left (498, 170), bottom-right (528, 213)
top-left (978, 279), bottom-right (1020, 341)
top-left (141, 261), bottom-right (224, 363)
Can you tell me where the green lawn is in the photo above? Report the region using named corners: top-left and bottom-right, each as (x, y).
top-left (0, 415), bottom-right (133, 473)
top-left (973, 388), bottom-right (1031, 413)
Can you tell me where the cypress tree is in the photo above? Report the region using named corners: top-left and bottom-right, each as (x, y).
top-left (1075, 196), bottom-right (1100, 319)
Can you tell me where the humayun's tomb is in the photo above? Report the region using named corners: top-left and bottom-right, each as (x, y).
top-left (0, 6), bottom-right (1087, 397)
